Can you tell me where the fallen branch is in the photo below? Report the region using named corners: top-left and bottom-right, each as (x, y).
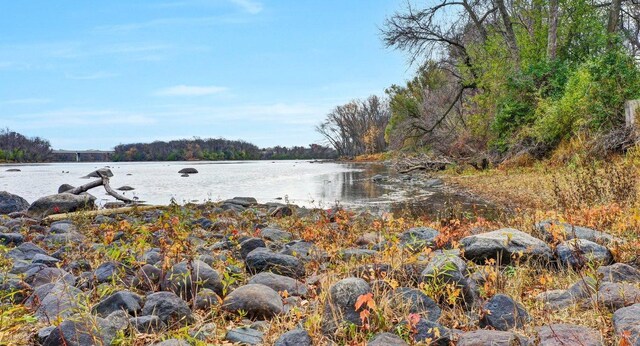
top-left (43, 205), bottom-right (161, 222)
top-left (66, 169), bottom-right (135, 203)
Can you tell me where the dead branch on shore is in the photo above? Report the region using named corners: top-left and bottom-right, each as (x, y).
top-left (393, 153), bottom-right (452, 173)
top-left (67, 168), bottom-right (135, 203)
top-left (43, 205), bottom-right (160, 222)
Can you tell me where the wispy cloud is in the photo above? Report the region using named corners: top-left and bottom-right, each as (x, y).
top-left (2, 98), bottom-right (52, 105)
top-left (155, 85), bottom-right (229, 96)
top-left (229, 0), bottom-right (263, 14)
top-left (93, 16), bottom-right (248, 33)
top-left (65, 71), bottom-right (119, 80)
top-left (7, 109), bottom-right (156, 129)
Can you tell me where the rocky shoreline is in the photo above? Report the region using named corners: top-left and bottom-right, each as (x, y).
top-left (0, 190), bottom-right (638, 345)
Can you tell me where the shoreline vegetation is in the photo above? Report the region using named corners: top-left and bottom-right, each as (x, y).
top-left (0, 153), bottom-right (638, 345)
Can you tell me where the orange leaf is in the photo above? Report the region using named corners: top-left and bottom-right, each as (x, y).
top-left (355, 292), bottom-right (374, 311)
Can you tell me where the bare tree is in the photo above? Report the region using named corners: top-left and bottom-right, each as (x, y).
top-left (548, 0), bottom-right (559, 60)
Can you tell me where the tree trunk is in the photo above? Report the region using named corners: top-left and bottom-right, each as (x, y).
top-left (495, 0), bottom-right (520, 63)
top-left (547, 0), bottom-right (559, 60)
top-left (607, 0), bottom-right (622, 34)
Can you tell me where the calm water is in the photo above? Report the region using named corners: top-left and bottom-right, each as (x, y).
top-left (0, 161), bottom-right (494, 217)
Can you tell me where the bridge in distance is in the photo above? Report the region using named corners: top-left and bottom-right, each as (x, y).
top-left (51, 149), bottom-right (115, 162)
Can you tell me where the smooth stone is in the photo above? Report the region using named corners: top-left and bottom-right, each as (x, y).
top-left (480, 294), bottom-right (531, 331)
top-left (248, 272), bottom-right (308, 297)
top-left (457, 330), bottom-right (528, 346)
top-left (399, 226), bottom-right (439, 252)
top-left (0, 191), bottom-right (29, 214)
top-left (141, 291), bottom-right (194, 326)
top-left (92, 290), bottom-right (143, 317)
top-left (129, 315), bottom-right (166, 333)
top-left (161, 259), bottom-right (223, 300)
top-left (388, 287), bottom-right (441, 321)
top-left (225, 327), bottom-right (264, 345)
top-left (535, 324), bottom-right (603, 346)
top-left (222, 284), bottom-right (284, 319)
top-left (598, 263), bottom-right (640, 283)
top-left (274, 328), bottom-right (312, 346)
top-left (321, 277), bottom-right (371, 335)
top-left (556, 238), bottom-right (613, 269)
top-left (245, 248), bottom-right (305, 279)
top-left (368, 332), bottom-right (408, 346)
top-left (461, 228), bottom-right (552, 264)
top-left (27, 193), bottom-right (96, 218)
top-left (613, 303), bottom-right (640, 345)
top-left (260, 227), bottom-right (293, 242)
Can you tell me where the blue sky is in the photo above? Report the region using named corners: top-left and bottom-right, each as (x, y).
top-left (0, 0), bottom-right (410, 150)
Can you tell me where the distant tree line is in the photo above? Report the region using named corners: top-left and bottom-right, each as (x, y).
top-left (0, 128), bottom-right (52, 162)
top-left (112, 138), bottom-right (336, 161)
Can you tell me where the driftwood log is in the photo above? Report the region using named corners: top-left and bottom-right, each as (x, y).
top-left (43, 205), bottom-right (159, 222)
top-left (67, 169), bottom-right (135, 204)
top-left (394, 154), bottom-right (451, 173)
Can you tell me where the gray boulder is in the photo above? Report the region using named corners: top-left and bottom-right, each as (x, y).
top-left (129, 315), bottom-right (166, 333)
top-left (421, 251), bottom-right (474, 307)
top-left (260, 227), bottom-right (293, 242)
top-left (395, 317), bottom-right (452, 345)
top-left (613, 303), bottom-right (640, 345)
top-left (31, 282), bottom-right (84, 321)
top-left (461, 228), bottom-right (552, 264)
top-left (0, 233), bottom-right (24, 246)
top-left (161, 259), bottom-right (223, 300)
top-left (339, 248), bottom-right (378, 261)
top-left (194, 288), bottom-right (220, 310)
top-left (245, 248), bottom-right (305, 279)
top-left (594, 282), bottom-right (640, 310)
top-left (92, 290), bottom-right (142, 317)
top-left (368, 332), bottom-right (408, 346)
top-left (222, 284), bottom-right (284, 319)
top-left (399, 227), bottom-right (439, 252)
top-left (152, 339), bottom-right (190, 346)
top-left (27, 193), bottom-right (96, 218)
top-left (556, 239), bottom-right (613, 269)
top-left (85, 168), bottom-right (114, 178)
top-left (141, 291), bottom-right (194, 326)
top-left (0, 191), bottom-right (29, 214)
top-left (240, 238), bottom-right (266, 259)
top-left (388, 287), bottom-right (441, 321)
top-left (7, 242), bottom-right (47, 261)
top-left (225, 327), bottom-right (264, 345)
top-left (480, 294), bottom-right (530, 330)
top-left (178, 168), bottom-right (198, 174)
top-left (457, 330), bottom-right (528, 346)
top-left (43, 318), bottom-right (107, 346)
top-left (535, 324), bottom-right (603, 346)
top-left (274, 329), bottom-right (312, 346)
top-left (321, 277), bottom-right (371, 335)
top-left (536, 220), bottom-right (617, 244)
top-left (598, 263), bottom-right (640, 283)
top-left (248, 272), bottom-right (308, 297)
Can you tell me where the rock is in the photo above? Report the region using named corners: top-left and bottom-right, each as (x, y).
top-left (151, 339), bottom-right (190, 346)
top-left (85, 168), bottom-right (114, 178)
top-left (281, 240), bottom-right (328, 262)
top-left (260, 227), bottom-right (293, 242)
top-left (225, 197), bottom-right (258, 207)
top-left (0, 279), bottom-right (31, 303)
top-left (100, 310), bottom-right (129, 344)
top-left (274, 329), bottom-right (312, 346)
top-left (421, 251), bottom-right (474, 306)
top-left (129, 315), bottom-right (166, 333)
top-left (556, 239), bottom-right (613, 269)
top-left (7, 242), bottom-right (47, 261)
top-left (92, 290), bottom-right (143, 317)
top-left (58, 184), bottom-right (75, 193)
top-left (43, 318), bottom-right (107, 346)
top-left (245, 248), bottom-right (305, 279)
top-left (25, 267), bottom-right (75, 288)
top-left (594, 282), bottom-right (640, 310)
top-left (141, 291), bottom-right (194, 326)
top-left (32, 253), bottom-right (60, 266)
top-left (5, 168), bottom-right (20, 172)
top-left (0, 232), bottom-right (24, 246)
top-left (598, 263), bottom-right (640, 283)
top-left (538, 277), bottom-right (598, 311)
top-left (396, 317), bottom-right (451, 345)
top-left (116, 186), bottom-right (134, 191)
top-left (225, 327), bottom-right (264, 345)
top-left (321, 277), bottom-right (371, 335)
top-left (270, 206), bottom-right (293, 218)
top-left (356, 232), bottom-right (381, 246)
top-left (180, 174), bottom-right (189, 177)
top-left (136, 264), bottom-right (162, 290)
top-left (194, 288), bottom-right (220, 310)
top-left (368, 332), bottom-right (408, 346)
top-left (613, 304), bottom-right (640, 345)
top-left (461, 228), bottom-right (553, 264)
top-left (36, 326), bottom-right (56, 344)
top-left (222, 284), bottom-right (284, 319)
top-left (535, 324), bottom-right (603, 346)
top-left (178, 167), bottom-right (198, 174)
top-left (536, 220), bottom-right (617, 244)
top-left (388, 287), bottom-right (441, 321)
top-left (248, 272), bottom-right (308, 297)
top-left (0, 191), bottom-right (29, 214)
top-left (27, 193), bottom-right (96, 218)
top-left (190, 322), bottom-right (217, 341)
top-left (94, 261), bottom-right (120, 283)
top-left (372, 174), bottom-right (385, 182)
top-left (161, 260), bottom-right (223, 300)
top-left (480, 294), bottom-right (530, 331)
top-left (240, 238), bottom-right (266, 259)
top-left (399, 227), bottom-right (439, 252)
top-left (31, 282), bottom-right (84, 321)
top-left (457, 330), bottom-right (528, 346)
top-left (339, 248), bottom-right (378, 261)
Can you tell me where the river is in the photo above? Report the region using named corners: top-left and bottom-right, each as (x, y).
top-left (0, 161), bottom-right (495, 218)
